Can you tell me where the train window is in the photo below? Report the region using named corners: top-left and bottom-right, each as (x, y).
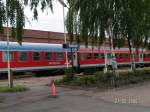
top-left (143, 54), bottom-right (145, 58)
top-left (145, 54), bottom-right (147, 58)
top-left (148, 54), bottom-right (150, 58)
top-left (45, 52), bottom-right (52, 61)
top-left (56, 52), bottom-right (64, 60)
top-left (125, 53), bottom-right (129, 59)
top-left (18, 52), bottom-right (28, 61)
top-left (120, 53), bottom-right (124, 59)
top-left (94, 53), bottom-right (99, 60)
top-left (81, 53), bottom-right (85, 60)
top-left (107, 53), bottom-right (111, 59)
top-left (140, 54), bottom-right (142, 59)
top-left (2, 51), bottom-right (14, 62)
top-left (33, 52), bottom-right (40, 61)
top-left (144, 53), bottom-right (150, 58)
top-left (67, 52), bottom-right (72, 61)
top-left (87, 53), bottom-right (92, 60)
top-left (111, 53), bottom-right (117, 59)
top-left (144, 54), bottom-right (147, 58)
top-left (115, 53), bottom-right (117, 59)
top-left (100, 53), bottom-right (105, 59)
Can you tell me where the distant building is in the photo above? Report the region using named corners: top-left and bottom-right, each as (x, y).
top-left (0, 28), bottom-right (68, 44)
top-left (0, 28), bottom-right (128, 48)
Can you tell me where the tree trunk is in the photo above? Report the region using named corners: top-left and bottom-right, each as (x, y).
top-left (107, 22), bottom-right (118, 77)
top-left (107, 20), bottom-right (119, 87)
top-left (127, 38), bottom-right (136, 71)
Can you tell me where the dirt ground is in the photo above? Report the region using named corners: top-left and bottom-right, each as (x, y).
top-left (0, 76), bottom-right (63, 87)
top-left (0, 76), bottom-right (150, 107)
top-left (1, 76), bottom-right (150, 112)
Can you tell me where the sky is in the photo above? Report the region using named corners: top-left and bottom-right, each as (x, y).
top-left (24, 1), bottom-right (68, 33)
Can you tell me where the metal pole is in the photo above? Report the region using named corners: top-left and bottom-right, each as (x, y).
top-left (109, 26), bottom-right (118, 77)
top-left (6, 2), bottom-right (12, 88)
top-left (62, 1), bottom-right (69, 69)
top-left (71, 47), bottom-right (74, 79)
top-left (103, 41), bottom-right (107, 73)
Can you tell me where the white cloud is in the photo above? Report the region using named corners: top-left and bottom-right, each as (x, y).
top-left (24, 0), bottom-right (68, 33)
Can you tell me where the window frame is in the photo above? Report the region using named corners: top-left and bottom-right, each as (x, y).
top-left (18, 51), bottom-right (28, 62)
top-left (2, 51), bottom-right (14, 62)
top-left (56, 52), bottom-right (64, 61)
top-left (107, 53), bottom-right (112, 59)
top-left (115, 53), bottom-right (118, 59)
top-left (45, 52), bottom-right (52, 61)
top-left (81, 53), bottom-right (85, 61)
top-left (32, 52), bottom-right (40, 61)
top-left (100, 53), bottom-right (105, 60)
top-left (119, 53), bottom-right (124, 60)
top-left (94, 53), bottom-right (99, 60)
top-left (87, 53), bottom-right (92, 60)
top-left (125, 53), bottom-right (129, 60)
top-left (144, 53), bottom-right (150, 58)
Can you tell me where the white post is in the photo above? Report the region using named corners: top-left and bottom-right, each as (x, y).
top-left (103, 41), bottom-right (108, 73)
top-left (130, 47), bottom-right (135, 71)
top-left (108, 23), bottom-right (118, 76)
top-left (6, 2), bottom-right (12, 88)
top-left (6, 22), bottom-right (12, 88)
top-left (62, 0), bottom-right (69, 69)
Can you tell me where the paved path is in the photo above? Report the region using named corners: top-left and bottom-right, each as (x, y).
top-left (93, 81), bottom-right (150, 107)
top-left (0, 76), bottom-right (150, 112)
top-left (0, 86), bottom-right (150, 112)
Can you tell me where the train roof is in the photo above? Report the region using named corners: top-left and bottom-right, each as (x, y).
top-left (0, 41), bottom-right (66, 52)
top-left (0, 41), bottom-right (146, 52)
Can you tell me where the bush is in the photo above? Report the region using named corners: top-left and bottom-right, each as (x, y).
top-left (59, 76), bottom-right (71, 84)
top-left (63, 68), bottom-right (75, 80)
top-left (83, 68), bottom-right (98, 75)
top-left (95, 72), bottom-right (108, 82)
top-left (0, 85), bottom-right (29, 93)
top-left (58, 69), bottom-right (150, 88)
top-left (75, 76), bottom-right (96, 86)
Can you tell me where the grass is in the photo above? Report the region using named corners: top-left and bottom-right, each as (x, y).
top-left (0, 85), bottom-right (29, 93)
top-left (59, 69), bottom-right (150, 88)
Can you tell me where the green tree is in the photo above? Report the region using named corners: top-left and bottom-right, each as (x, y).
top-left (66, 0), bottom-right (150, 72)
top-left (120, 0), bottom-right (150, 70)
top-left (0, 0), bottom-right (53, 88)
top-left (0, 0), bottom-right (53, 43)
top-left (66, 0), bottom-right (125, 77)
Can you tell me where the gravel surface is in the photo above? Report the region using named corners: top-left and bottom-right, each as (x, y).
top-left (0, 76), bottom-right (150, 112)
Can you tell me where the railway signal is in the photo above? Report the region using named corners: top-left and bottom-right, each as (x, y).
top-left (62, 43), bottom-right (79, 79)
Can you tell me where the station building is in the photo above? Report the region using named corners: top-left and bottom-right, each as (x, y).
top-left (0, 28), bottom-right (128, 49)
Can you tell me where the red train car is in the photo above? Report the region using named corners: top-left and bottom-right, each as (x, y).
top-left (77, 48), bottom-right (150, 68)
top-left (0, 41), bottom-right (150, 75)
top-left (0, 42), bottom-right (69, 73)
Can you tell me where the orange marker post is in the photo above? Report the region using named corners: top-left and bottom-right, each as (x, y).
top-left (51, 80), bottom-right (56, 97)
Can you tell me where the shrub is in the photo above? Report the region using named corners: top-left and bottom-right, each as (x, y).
top-left (63, 68), bottom-right (75, 80)
top-left (59, 69), bottom-right (150, 88)
top-left (0, 85), bottom-right (29, 93)
top-left (126, 72), bottom-right (139, 84)
top-left (70, 76), bottom-right (96, 86)
top-left (83, 68), bottom-right (98, 75)
top-left (59, 76), bottom-right (71, 84)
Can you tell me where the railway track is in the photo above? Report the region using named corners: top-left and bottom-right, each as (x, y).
top-left (0, 67), bottom-right (150, 80)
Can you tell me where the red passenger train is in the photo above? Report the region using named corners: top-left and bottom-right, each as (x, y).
top-left (0, 41), bottom-right (150, 75)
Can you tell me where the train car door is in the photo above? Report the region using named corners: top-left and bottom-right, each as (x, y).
top-left (106, 52), bottom-right (112, 65)
top-left (73, 52), bottom-right (78, 67)
top-left (137, 50), bottom-right (145, 68)
top-left (139, 51), bottom-right (143, 63)
top-left (139, 52), bottom-right (143, 63)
